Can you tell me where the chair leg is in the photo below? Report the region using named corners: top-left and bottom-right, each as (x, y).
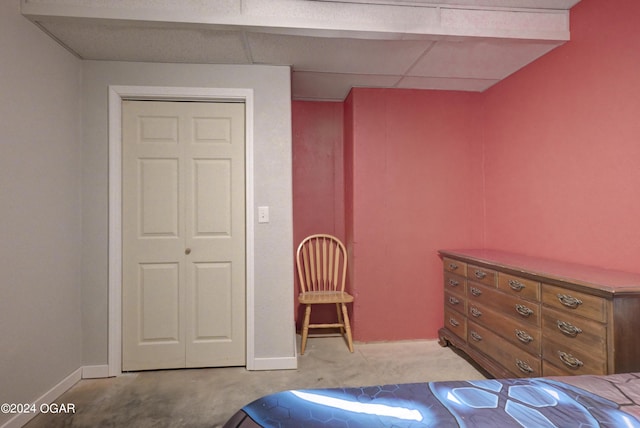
top-left (341, 303), bottom-right (354, 353)
top-left (300, 305), bottom-right (312, 355)
top-left (336, 303), bottom-right (345, 335)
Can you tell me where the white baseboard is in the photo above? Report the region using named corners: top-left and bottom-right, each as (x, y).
top-left (0, 367), bottom-right (82, 428)
top-left (82, 365), bottom-right (109, 379)
top-left (250, 356), bottom-right (297, 371)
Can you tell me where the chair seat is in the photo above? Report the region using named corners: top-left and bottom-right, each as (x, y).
top-left (299, 291), bottom-right (354, 305)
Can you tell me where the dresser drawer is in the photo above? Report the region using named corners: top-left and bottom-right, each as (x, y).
top-left (543, 360), bottom-right (577, 377)
top-left (498, 273), bottom-right (540, 302)
top-left (542, 284), bottom-right (607, 323)
top-left (444, 308), bottom-right (467, 340)
top-left (468, 302), bottom-right (541, 356)
top-left (542, 307), bottom-right (606, 358)
top-left (467, 264), bottom-right (497, 287)
top-left (443, 257), bottom-right (467, 276)
top-left (467, 282), bottom-right (493, 303)
top-left (444, 272), bottom-right (466, 294)
top-left (468, 282), bottom-right (541, 327)
top-left (468, 321), bottom-right (541, 377)
top-left (542, 337), bottom-right (606, 375)
top-left (445, 290), bottom-right (466, 314)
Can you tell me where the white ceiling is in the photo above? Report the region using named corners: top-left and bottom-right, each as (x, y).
top-left (21, 0), bottom-right (581, 101)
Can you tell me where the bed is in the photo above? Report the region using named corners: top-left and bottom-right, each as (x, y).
top-left (224, 372), bottom-right (640, 427)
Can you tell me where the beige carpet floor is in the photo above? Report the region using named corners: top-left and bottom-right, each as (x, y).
top-left (24, 337), bottom-right (487, 428)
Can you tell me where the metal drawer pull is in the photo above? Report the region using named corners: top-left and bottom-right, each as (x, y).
top-left (448, 263), bottom-right (459, 271)
top-left (448, 296), bottom-right (460, 305)
top-left (470, 287), bottom-right (482, 297)
top-left (449, 318), bottom-right (460, 327)
top-left (515, 329), bottom-right (533, 343)
top-left (515, 304), bottom-right (534, 317)
top-left (470, 331), bottom-right (482, 342)
top-left (557, 320), bottom-right (582, 337)
top-left (448, 279), bottom-right (460, 287)
top-left (557, 294), bottom-right (583, 309)
top-left (558, 351), bottom-right (584, 369)
top-left (508, 279), bottom-right (525, 291)
top-left (470, 307), bottom-right (482, 318)
top-left (516, 359), bottom-right (534, 374)
top-left (474, 270), bottom-right (487, 279)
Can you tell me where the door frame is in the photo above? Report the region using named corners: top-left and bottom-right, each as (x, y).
top-left (108, 85), bottom-right (255, 376)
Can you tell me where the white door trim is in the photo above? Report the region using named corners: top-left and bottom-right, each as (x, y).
top-left (108, 85), bottom-right (256, 376)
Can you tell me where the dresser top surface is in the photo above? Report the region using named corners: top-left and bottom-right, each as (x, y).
top-left (439, 249), bottom-right (640, 294)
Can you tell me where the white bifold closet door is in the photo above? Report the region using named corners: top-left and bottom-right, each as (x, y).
top-left (122, 100), bottom-right (245, 371)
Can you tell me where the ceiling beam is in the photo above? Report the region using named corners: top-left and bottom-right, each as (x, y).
top-left (22, 0), bottom-right (570, 42)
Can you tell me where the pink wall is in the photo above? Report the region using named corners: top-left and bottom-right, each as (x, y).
top-left (482, 0), bottom-right (640, 273)
top-left (345, 88), bottom-right (484, 341)
top-left (292, 101), bottom-right (345, 325)
top-left (344, 93), bottom-right (355, 298)
top-left (292, 0), bottom-right (640, 342)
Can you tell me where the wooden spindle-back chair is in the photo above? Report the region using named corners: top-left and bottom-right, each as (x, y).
top-left (296, 234), bottom-right (354, 354)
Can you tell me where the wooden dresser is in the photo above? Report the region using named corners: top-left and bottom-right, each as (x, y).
top-left (438, 249), bottom-right (640, 378)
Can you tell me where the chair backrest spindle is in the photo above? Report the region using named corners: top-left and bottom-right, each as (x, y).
top-left (296, 234), bottom-right (347, 295)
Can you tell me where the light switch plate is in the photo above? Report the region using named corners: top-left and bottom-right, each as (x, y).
top-left (258, 206), bottom-right (269, 223)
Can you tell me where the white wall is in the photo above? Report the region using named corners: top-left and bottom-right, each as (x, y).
top-left (0, 1), bottom-right (83, 426)
top-left (81, 61), bottom-right (297, 368)
top-left (0, 7), bottom-right (295, 424)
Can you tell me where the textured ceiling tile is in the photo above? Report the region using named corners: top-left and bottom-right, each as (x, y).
top-left (311, 0), bottom-right (580, 10)
top-left (396, 75), bottom-right (497, 92)
top-left (441, 8), bottom-right (569, 35)
top-left (39, 21), bottom-right (251, 64)
top-left (408, 39), bottom-right (562, 79)
top-left (244, 0), bottom-right (439, 33)
top-left (248, 33), bottom-right (432, 75)
top-left (26, 0), bottom-right (241, 14)
top-left (292, 71), bottom-right (400, 100)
